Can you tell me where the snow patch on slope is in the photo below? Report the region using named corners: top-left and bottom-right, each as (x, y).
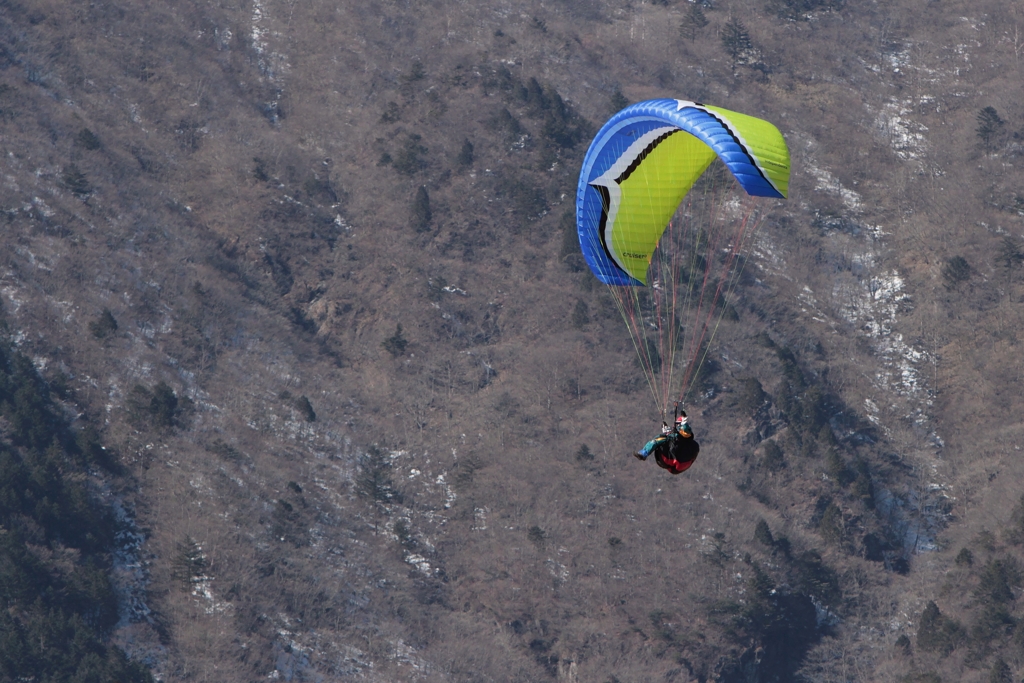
top-left (875, 100), bottom-right (929, 160)
top-left (804, 161), bottom-right (863, 212)
top-left (833, 270), bottom-right (938, 443)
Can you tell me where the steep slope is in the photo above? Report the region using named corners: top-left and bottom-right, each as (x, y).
top-left (1, 0), bottom-right (1023, 681)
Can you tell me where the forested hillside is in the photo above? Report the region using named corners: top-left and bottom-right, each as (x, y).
top-left (1, 0), bottom-right (1023, 681)
top-left (0, 321), bottom-right (153, 682)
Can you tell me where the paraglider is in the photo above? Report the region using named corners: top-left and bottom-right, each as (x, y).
top-left (635, 409), bottom-right (700, 475)
top-left (575, 99), bottom-right (790, 458)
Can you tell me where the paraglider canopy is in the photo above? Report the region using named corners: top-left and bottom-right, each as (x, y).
top-left (576, 99), bottom-right (789, 287)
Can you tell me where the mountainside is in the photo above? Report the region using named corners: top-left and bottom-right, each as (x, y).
top-left (1, 0), bottom-right (1024, 681)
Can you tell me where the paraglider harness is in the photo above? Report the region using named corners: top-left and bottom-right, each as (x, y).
top-left (650, 403), bottom-right (700, 475)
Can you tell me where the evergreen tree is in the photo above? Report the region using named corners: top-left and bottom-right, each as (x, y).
top-left (382, 324), bottom-right (409, 357)
top-left (127, 381), bottom-right (193, 430)
top-left (941, 255), bottom-right (972, 290)
top-left (61, 164), bottom-right (92, 197)
top-left (721, 17), bottom-right (753, 65)
top-left (491, 108), bottom-right (523, 139)
top-left (917, 601), bottom-right (943, 650)
top-left (171, 536), bottom-right (207, 591)
top-left (88, 308), bottom-right (119, 340)
top-left (977, 106), bottom-right (1005, 149)
top-left (1006, 494), bottom-right (1024, 544)
top-left (737, 377), bottom-right (768, 413)
top-left (356, 445), bottom-right (402, 530)
top-left (609, 89), bottom-right (629, 113)
top-left (295, 395), bottom-right (316, 422)
top-left (762, 441), bottom-right (785, 471)
top-left (997, 236), bottom-right (1023, 285)
top-left (252, 156), bottom-right (270, 181)
top-left (973, 559), bottom-right (1021, 605)
top-left (571, 299), bottom-right (590, 328)
top-left (681, 3), bottom-right (710, 41)
top-left (955, 547), bottom-right (974, 567)
top-left (150, 381), bottom-right (182, 428)
top-left (917, 601), bottom-right (965, 655)
top-left (379, 101), bottom-right (400, 123)
top-left (819, 502), bottom-right (845, 545)
top-left (76, 127), bottom-right (101, 150)
top-left (825, 450), bottom-right (852, 486)
top-left (754, 519), bottom-right (774, 546)
top-left (456, 138), bottom-right (474, 168)
top-left (412, 185), bottom-right (432, 232)
top-left (405, 59), bottom-right (426, 82)
top-left (524, 77), bottom-right (547, 113)
top-left (393, 133), bottom-right (428, 175)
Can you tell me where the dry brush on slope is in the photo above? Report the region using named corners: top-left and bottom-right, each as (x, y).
top-left (1, 0), bottom-right (1024, 681)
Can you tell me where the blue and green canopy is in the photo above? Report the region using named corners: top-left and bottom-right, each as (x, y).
top-left (576, 99), bottom-right (790, 286)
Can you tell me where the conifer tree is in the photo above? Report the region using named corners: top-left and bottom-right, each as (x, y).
top-left (382, 324), bottom-right (409, 357)
top-left (997, 237), bottom-right (1023, 285)
top-left (172, 536), bottom-right (207, 591)
top-left (754, 519), bottom-right (774, 546)
top-left (575, 444), bottom-right (594, 462)
top-left (609, 89), bottom-right (629, 113)
top-left (61, 164), bottom-right (92, 197)
top-left (917, 601), bottom-right (964, 655)
top-left (571, 299), bottom-right (589, 328)
top-left (977, 106), bottom-right (1004, 149)
top-left (941, 255), bottom-right (972, 290)
top-left (88, 308), bottom-right (118, 339)
top-left (295, 395), bottom-right (316, 422)
top-left (1006, 494), bottom-right (1024, 544)
top-left (412, 185), bottom-right (432, 232)
top-left (721, 17), bottom-right (752, 65)
top-left (681, 3), bottom-right (709, 41)
top-left (456, 138), bottom-right (474, 168)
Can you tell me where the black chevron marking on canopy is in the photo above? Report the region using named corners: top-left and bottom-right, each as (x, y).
top-left (615, 129), bottom-right (679, 185)
top-left (592, 184), bottom-right (627, 278)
